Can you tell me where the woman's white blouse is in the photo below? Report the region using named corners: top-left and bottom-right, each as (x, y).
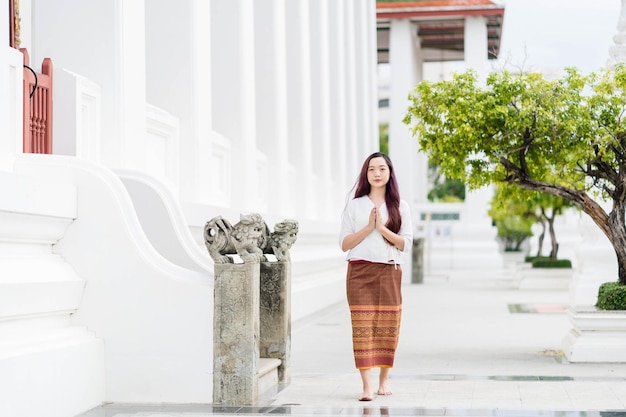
top-left (339, 196), bottom-right (413, 265)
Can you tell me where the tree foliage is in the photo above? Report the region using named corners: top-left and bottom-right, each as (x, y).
top-left (379, 123), bottom-right (389, 155)
top-left (404, 64), bottom-right (626, 285)
top-left (490, 184), bottom-right (575, 257)
top-left (427, 161), bottom-right (466, 202)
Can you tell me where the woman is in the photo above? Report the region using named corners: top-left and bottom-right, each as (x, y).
top-left (339, 152), bottom-right (413, 402)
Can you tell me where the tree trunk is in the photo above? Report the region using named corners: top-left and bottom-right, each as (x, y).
top-left (608, 198), bottom-right (626, 286)
top-left (535, 221), bottom-right (546, 257)
top-left (544, 211), bottom-right (558, 259)
top-left (502, 158), bottom-right (626, 285)
top-left (578, 194), bottom-right (626, 285)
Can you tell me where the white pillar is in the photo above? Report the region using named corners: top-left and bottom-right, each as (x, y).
top-left (608, 0), bottom-right (626, 67)
top-left (210, 0), bottom-right (258, 210)
top-left (388, 18), bottom-right (422, 278)
top-left (309, 0), bottom-right (332, 220)
top-left (363, 0), bottom-right (379, 152)
top-left (388, 19), bottom-right (421, 207)
top-left (285, 0), bottom-right (315, 220)
top-left (145, 0), bottom-right (211, 199)
top-left (32, 0), bottom-right (147, 169)
top-left (328, 0), bottom-right (350, 208)
top-left (355, 0), bottom-right (379, 155)
top-left (464, 15), bottom-right (488, 77)
top-left (0, 45), bottom-right (23, 165)
top-left (344, 0), bottom-right (360, 178)
top-left (254, 0), bottom-right (290, 216)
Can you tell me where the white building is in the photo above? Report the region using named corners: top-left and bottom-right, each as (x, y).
top-left (2, 1), bottom-right (378, 416)
top-left (376, 1), bottom-right (505, 274)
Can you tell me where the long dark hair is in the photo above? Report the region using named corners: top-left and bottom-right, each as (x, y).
top-left (352, 152), bottom-right (402, 234)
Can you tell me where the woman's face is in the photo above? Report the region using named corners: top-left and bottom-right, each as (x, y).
top-left (367, 156), bottom-right (390, 189)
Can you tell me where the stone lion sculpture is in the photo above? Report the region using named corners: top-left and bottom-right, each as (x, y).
top-left (260, 219), bottom-right (299, 262)
top-left (204, 213), bottom-right (266, 264)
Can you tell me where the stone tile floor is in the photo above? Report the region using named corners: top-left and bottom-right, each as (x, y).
top-left (78, 268), bottom-right (626, 417)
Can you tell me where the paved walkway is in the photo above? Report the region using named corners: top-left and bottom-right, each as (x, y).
top-left (79, 265), bottom-right (626, 416)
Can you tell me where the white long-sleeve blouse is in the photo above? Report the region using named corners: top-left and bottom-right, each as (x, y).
top-left (339, 195), bottom-right (413, 265)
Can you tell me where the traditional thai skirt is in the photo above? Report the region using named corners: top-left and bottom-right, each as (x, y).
top-left (346, 260), bottom-right (402, 369)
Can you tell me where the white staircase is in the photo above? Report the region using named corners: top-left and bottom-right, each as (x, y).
top-left (0, 171), bottom-right (104, 417)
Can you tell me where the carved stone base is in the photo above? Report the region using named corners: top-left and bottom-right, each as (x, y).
top-left (260, 261), bottom-right (291, 383)
top-left (562, 306), bottom-right (626, 363)
top-left (213, 263), bottom-right (260, 405)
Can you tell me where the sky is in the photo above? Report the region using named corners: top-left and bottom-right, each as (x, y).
top-left (495, 0), bottom-right (622, 73)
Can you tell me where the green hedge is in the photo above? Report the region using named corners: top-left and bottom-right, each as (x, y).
top-left (524, 255), bottom-right (549, 263)
top-left (596, 282), bottom-right (626, 310)
top-left (524, 256), bottom-right (571, 268)
top-left (531, 258), bottom-right (572, 268)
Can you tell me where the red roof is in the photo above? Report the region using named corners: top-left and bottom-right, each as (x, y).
top-left (377, 0), bottom-right (498, 8)
top-left (375, 0), bottom-right (505, 63)
top-left (376, 0), bottom-right (504, 18)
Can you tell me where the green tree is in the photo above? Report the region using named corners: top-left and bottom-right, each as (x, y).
top-left (489, 185), bottom-right (534, 252)
top-left (379, 123), bottom-right (389, 154)
top-left (490, 185), bottom-right (575, 257)
top-left (427, 160), bottom-right (465, 202)
top-left (404, 65), bottom-right (626, 285)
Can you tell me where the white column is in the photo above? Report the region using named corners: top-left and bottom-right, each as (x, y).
top-left (354, 0), bottom-right (379, 155)
top-left (363, 0), bottom-right (379, 152)
top-left (464, 15), bottom-right (488, 76)
top-left (608, 0), bottom-right (626, 67)
top-left (285, 0), bottom-right (314, 220)
top-left (452, 15), bottom-right (500, 269)
top-left (0, 45), bottom-right (23, 165)
top-left (388, 18), bottom-right (422, 278)
top-left (145, 0), bottom-right (211, 199)
top-left (344, 0), bottom-right (360, 179)
top-left (31, 0), bottom-right (147, 169)
top-left (309, 0), bottom-right (332, 220)
top-left (118, 2), bottom-right (148, 170)
top-left (210, 0), bottom-right (258, 210)
top-left (328, 0), bottom-right (349, 208)
top-left (388, 19), bottom-right (421, 207)
top-left (254, 0), bottom-right (290, 216)
top-left (192, 0), bottom-right (213, 203)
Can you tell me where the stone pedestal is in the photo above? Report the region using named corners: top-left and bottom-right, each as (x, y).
top-left (516, 267), bottom-right (573, 290)
top-left (213, 263), bottom-right (260, 405)
top-left (260, 261), bottom-right (291, 383)
top-left (563, 306), bottom-right (626, 362)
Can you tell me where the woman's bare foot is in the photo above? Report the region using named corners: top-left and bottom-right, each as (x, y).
top-left (377, 380), bottom-right (392, 395)
top-left (378, 368), bottom-right (392, 395)
top-left (358, 369), bottom-right (374, 401)
top-left (358, 391), bottom-right (374, 401)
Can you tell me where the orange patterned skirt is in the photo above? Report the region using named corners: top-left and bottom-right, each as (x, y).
top-left (346, 261), bottom-right (402, 369)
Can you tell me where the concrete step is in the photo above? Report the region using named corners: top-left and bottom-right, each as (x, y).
top-left (258, 357), bottom-right (281, 397)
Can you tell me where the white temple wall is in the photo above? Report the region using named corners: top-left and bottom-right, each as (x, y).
top-left (31, 0), bottom-right (148, 170)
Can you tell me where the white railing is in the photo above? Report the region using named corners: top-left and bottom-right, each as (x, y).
top-left (54, 69), bottom-right (101, 162)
